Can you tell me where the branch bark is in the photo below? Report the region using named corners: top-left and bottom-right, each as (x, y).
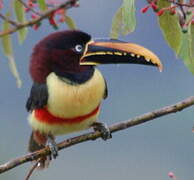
top-left (0, 0), bottom-right (78, 37)
top-left (0, 96), bottom-right (194, 174)
top-left (17, 0), bottom-right (42, 16)
top-left (0, 13), bottom-right (19, 26)
top-left (167, 0), bottom-right (194, 7)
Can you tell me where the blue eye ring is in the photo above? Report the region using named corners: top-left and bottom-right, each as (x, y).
top-left (75, 44), bottom-right (83, 53)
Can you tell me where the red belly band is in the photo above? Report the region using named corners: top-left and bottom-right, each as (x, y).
top-left (34, 105), bottom-right (100, 125)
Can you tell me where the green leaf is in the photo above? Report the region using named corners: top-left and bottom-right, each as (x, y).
top-left (1, 19), bottom-right (22, 87)
top-left (7, 55), bottom-right (22, 88)
top-left (18, 27), bottom-right (28, 44)
top-left (190, 24), bottom-right (194, 59)
top-left (110, 0), bottom-right (136, 39)
top-left (65, 15), bottom-right (77, 29)
top-left (157, 0), bottom-right (182, 55)
top-left (110, 7), bottom-right (123, 39)
top-left (37, 0), bottom-right (47, 11)
top-left (14, 0), bottom-right (28, 44)
top-left (158, 0), bottom-right (194, 74)
top-left (178, 24), bottom-right (194, 74)
top-left (122, 0), bottom-right (136, 35)
top-left (2, 19), bottom-right (13, 56)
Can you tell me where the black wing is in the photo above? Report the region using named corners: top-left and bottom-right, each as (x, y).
top-left (26, 82), bottom-right (48, 112)
top-left (103, 78), bottom-right (108, 99)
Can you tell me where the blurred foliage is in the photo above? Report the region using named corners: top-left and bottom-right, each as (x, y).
top-left (157, 0), bottom-right (182, 55)
top-left (1, 13), bottom-right (22, 87)
top-left (65, 15), bottom-right (77, 29)
top-left (14, 0), bottom-right (28, 44)
top-left (0, 0), bottom-right (194, 86)
top-left (37, 0), bottom-right (48, 11)
top-left (110, 0), bottom-right (136, 39)
top-left (157, 0), bottom-right (194, 74)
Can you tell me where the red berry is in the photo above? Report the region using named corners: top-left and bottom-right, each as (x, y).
top-left (140, 5), bottom-right (150, 13)
top-left (25, 7), bottom-right (30, 12)
top-left (49, 12), bottom-right (58, 29)
top-left (31, 14), bottom-right (38, 19)
top-left (49, 15), bottom-right (57, 26)
top-left (32, 24), bottom-right (40, 30)
top-left (157, 9), bottom-right (164, 16)
top-left (0, 0), bottom-right (3, 9)
top-left (168, 172), bottom-right (175, 179)
top-left (170, 8), bottom-right (176, 15)
top-left (151, 2), bottom-right (158, 11)
top-left (58, 16), bottom-right (65, 23)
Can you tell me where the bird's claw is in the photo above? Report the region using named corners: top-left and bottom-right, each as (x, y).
top-left (47, 136), bottom-right (58, 159)
top-left (92, 122), bottom-right (112, 140)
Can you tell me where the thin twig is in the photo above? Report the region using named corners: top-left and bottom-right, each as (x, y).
top-left (17, 0), bottom-right (42, 16)
top-left (0, 0), bottom-right (78, 37)
top-left (147, 0), bottom-right (194, 7)
top-left (25, 160), bottom-right (39, 180)
top-left (167, 0), bottom-right (194, 7)
top-left (0, 13), bottom-right (19, 26)
top-left (0, 96), bottom-right (194, 174)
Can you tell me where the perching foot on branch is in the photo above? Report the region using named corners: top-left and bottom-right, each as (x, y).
top-left (91, 122), bottom-right (112, 140)
top-left (47, 135), bottom-right (58, 159)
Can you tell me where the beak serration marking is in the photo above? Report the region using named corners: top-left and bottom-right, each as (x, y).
top-left (107, 52), bottom-right (113, 55)
top-left (131, 53), bottom-right (135, 57)
top-left (114, 52), bottom-right (123, 56)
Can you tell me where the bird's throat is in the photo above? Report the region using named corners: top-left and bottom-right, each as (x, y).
top-left (54, 66), bottom-right (94, 84)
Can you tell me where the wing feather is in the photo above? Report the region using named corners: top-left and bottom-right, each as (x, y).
top-left (26, 82), bottom-right (48, 112)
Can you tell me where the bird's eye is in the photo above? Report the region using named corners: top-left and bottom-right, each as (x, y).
top-left (75, 44), bottom-right (83, 53)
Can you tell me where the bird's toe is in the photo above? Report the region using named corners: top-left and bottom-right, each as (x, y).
top-left (92, 122), bottom-right (112, 141)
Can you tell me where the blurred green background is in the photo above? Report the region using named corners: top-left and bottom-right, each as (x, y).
top-left (0, 0), bottom-right (194, 180)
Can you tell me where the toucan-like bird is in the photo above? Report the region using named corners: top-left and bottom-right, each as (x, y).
top-left (26, 30), bottom-right (162, 168)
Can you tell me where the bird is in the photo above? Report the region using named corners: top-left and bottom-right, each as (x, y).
top-left (26, 30), bottom-right (163, 168)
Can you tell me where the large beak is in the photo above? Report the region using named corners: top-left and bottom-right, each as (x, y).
top-left (80, 39), bottom-right (163, 72)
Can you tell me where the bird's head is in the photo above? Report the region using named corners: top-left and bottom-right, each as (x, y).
top-left (30, 30), bottom-right (163, 83)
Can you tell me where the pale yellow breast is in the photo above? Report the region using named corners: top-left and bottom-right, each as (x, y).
top-left (46, 68), bottom-right (105, 118)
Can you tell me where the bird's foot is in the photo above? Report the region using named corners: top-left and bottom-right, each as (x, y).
top-left (91, 122), bottom-right (112, 140)
top-left (47, 135), bottom-right (58, 160)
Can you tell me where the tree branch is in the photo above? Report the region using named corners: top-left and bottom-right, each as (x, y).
top-left (0, 96), bottom-right (194, 174)
top-left (147, 0), bottom-right (194, 7)
top-left (0, 13), bottom-right (19, 26)
top-left (0, 0), bottom-right (78, 37)
top-left (17, 0), bottom-right (42, 16)
top-left (167, 0), bottom-right (194, 7)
